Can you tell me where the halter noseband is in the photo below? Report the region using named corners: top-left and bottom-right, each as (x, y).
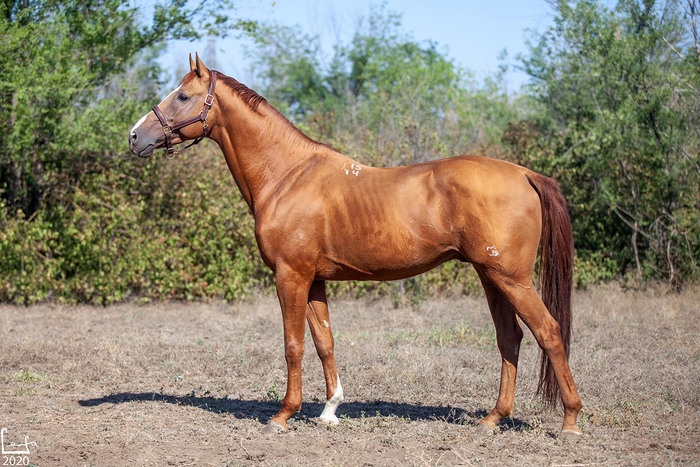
top-left (152, 70), bottom-right (218, 158)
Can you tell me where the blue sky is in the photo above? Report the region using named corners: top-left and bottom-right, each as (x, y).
top-left (161, 0), bottom-right (557, 91)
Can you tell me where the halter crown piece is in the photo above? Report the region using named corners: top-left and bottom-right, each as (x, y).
top-left (152, 70), bottom-right (218, 158)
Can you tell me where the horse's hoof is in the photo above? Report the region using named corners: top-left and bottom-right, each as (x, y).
top-left (310, 416), bottom-right (339, 427)
top-left (559, 429), bottom-right (582, 443)
top-left (474, 423), bottom-right (497, 436)
top-left (262, 420), bottom-right (287, 434)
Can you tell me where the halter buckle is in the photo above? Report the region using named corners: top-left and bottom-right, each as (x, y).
top-left (204, 93), bottom-right (214, 107)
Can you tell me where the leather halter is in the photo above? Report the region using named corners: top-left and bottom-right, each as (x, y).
top-left (152, 70), bottom-right (218, 158)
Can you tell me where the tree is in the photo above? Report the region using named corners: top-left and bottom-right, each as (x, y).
top-left (516, 0), bottom-right (700, 285)
top-left (0, 0), bottom-right (250, 217)
top-left (0, 0), bottom-right (262, 304)
top-left (246, 4), bottom-right (526, 167)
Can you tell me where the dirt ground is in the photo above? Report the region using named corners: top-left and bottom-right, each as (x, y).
top-left (1, 286), bottom-right (699, 466)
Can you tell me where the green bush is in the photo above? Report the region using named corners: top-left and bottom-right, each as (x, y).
top-left (0, 146), bottom-right (273, 304)
top-left (3, 2), bottom-right (700, 304)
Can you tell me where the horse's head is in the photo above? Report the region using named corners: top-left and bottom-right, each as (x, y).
top-left (129, 53), bottom-right (217, 158)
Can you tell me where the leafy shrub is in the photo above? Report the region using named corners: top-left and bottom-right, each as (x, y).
top-left (0, 145), bottom-right (273, 304)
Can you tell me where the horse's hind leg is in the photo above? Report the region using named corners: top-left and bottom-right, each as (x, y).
top-left (306, 280), bottom-right (343, 425)
top-left (485, 270), bottom-right (582, 435)
top-left (477, 274), bottom-right (524, 433)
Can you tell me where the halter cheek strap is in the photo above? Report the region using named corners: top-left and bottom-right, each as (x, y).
top-left (152, 70), bottom-right (218, 158)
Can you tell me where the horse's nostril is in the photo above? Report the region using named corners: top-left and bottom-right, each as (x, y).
top-left (130, 130), bottom-right (137, 142)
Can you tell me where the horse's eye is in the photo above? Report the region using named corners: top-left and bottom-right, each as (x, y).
top-left (177, 92), bottom-right (189, 102)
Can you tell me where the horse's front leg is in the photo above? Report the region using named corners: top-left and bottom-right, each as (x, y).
top-left (265, 268), bottom-right (313, 433)
top-left (306, 280), bottom-right (343, 426)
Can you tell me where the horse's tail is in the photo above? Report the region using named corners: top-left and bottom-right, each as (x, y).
top-left (527, 172), bottom-right (574, 407)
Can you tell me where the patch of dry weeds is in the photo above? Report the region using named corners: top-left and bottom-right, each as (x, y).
top-left (0, 288), bottom-right (698, 465)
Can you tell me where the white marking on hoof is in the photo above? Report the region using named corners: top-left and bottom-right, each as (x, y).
top-left (310, 417), bottom-right (334, 427)
top-left (486, 246), bottom-right (500, 257)
top-left (322, 319), bottom-right (330, 329)
top-left (317, 376), bottom-right (343, 425)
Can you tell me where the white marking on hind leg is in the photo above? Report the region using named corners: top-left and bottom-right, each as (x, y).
top-left (317, 376), bottom-right (343, 425)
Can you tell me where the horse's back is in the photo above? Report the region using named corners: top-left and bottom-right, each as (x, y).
top-left (325, 154), bottom-right (544, 278)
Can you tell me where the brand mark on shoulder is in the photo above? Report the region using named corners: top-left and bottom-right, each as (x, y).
top-left (341, 162), bottom-right (362, 176)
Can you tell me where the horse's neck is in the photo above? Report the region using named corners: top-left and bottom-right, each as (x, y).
top-left (211, 99), bottom-right (322, 213)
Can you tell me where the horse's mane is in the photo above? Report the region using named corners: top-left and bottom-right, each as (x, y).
top-left (218, 75), bottom-right (267, 112)
top-left (180, 70), bottom-right (337, 152)
top-left (179, 71), bottom-right (267, 112)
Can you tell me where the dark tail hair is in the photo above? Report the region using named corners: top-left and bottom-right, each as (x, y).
top-left (527, 173), bottom-right (574, 407)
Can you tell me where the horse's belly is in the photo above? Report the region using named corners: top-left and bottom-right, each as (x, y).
top-left (316, 238), bottom-right (462, 281)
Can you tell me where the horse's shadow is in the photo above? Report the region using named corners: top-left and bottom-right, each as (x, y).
top-left (77, 391), bottom-right (532, 432)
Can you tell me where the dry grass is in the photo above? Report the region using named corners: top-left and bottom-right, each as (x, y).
top-left (0, 286), bottom-right (698, 465)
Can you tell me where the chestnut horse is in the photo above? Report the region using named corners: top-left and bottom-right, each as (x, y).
top-left (129, 54), bottom-right (582, 436)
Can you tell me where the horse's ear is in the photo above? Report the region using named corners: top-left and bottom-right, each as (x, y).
top-left (194, 52), bottom-right (210, 78)
top-left (189, 53), bottom-right (196, 73)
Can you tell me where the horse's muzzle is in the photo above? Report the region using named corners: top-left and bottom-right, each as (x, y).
top-left (129, 129), bottom-right (156, 158)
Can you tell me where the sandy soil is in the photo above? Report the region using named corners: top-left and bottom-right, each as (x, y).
top-left (1, 287), bottom-right (699, 466)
